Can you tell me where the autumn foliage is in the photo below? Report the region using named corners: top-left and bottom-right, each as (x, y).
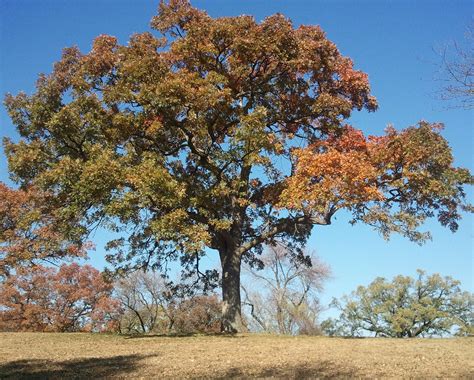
top-left (0, 184), bottom-right (89, 276)
top-left (2, 0), bottom-right (472, 332)
top-left (280, 122), bottom-right (472, 242)
top-left (0, 263), bottom-right (120, 332)
top-left (170, 295), bottom-right (221, 334)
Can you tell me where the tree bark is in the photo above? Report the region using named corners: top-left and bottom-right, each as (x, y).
top-left (220, 249), bottom-right (243, 333)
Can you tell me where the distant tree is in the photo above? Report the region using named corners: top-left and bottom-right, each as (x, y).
top-left (171, 295), bottom-right (221, 334)
top-left (322, 270), bottom-right (473, 338)
top-left (114, 269), bottom-right (221, 334)
top-left (242, 244), bottom-right (330, 335)
top-left (3, 0), bottom-right (472, 333)
top-left (0, 263), bottom-right (120, 332)
top-left (436, 22), bottom-right (474, 109)
top-left (115, 270), bottom-right (173, 333)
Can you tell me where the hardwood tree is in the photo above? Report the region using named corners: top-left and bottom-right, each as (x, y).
top-left (321, 270), bottom-right (474, 338)
top-left (171, 295), bottom-right (221, 334)
top-left (115, 270), bottom-right (221, 334)
top-left (436, 22), bottom-right (473, 109)
top-left (3, 1), bottom-right (472, 332)
top-left (242, 244), bottom-right (330, 335)
top-left (0, 263), bottom-right (120, 332)
top-left (114, 270), bottom-right (168, 334)
top-left (0, 183), bottom-right (89, 277)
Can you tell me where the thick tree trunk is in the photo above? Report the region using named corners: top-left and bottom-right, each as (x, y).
top-left (220, 250), bottom-right (243, 333)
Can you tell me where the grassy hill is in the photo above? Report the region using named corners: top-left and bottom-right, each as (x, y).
top-left (0, 333), bottom-right (472, 378)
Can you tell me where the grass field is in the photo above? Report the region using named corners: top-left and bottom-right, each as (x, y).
top-left (0, 333), bottom-right (472, 379)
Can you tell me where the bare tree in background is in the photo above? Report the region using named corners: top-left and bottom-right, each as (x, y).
top-left (114, 270), bottom-right (221, 335)
top-left (241, 244), bottom-right (330, 335)
top-left (436, 22), bottom-right (474, 109)
top-left (115, 271), bottom-right (171, 334)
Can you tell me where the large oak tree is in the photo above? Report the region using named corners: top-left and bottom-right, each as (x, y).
top-left (2, 1), bottom-right (472, 332)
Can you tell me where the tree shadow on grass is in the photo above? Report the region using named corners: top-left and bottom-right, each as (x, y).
top-left (219, 360), bottom-right (358, 379)
top-left (0, 354), bottom-right (155, 379)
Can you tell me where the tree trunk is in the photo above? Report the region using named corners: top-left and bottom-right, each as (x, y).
top-left (220, 250), bottom-right (243, 333)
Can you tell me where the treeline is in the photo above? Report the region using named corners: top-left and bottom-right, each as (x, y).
top-left (0, 245), bottom-right (330, 335)
top-left (0, 264), bottom-right (222, 334)
top-left (1, 254), bottom-right (472, 337)
top-left (0, 263), bottom-right (119, 332)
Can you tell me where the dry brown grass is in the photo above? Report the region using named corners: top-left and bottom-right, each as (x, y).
top-left (0, 332), bottom-right (472, 379)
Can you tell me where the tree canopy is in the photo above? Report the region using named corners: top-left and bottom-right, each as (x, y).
top-left (2, 0), bottom-right (472, 332)
top-left (0, 263), bottom-right (119, 332)
top-left (0, 184), bottom-right (89, 276)
top-left (322, 270), bottom-right (473, 337)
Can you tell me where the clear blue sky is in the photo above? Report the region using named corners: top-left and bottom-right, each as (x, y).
top-left (1, 1), bottom-right (472, 312)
